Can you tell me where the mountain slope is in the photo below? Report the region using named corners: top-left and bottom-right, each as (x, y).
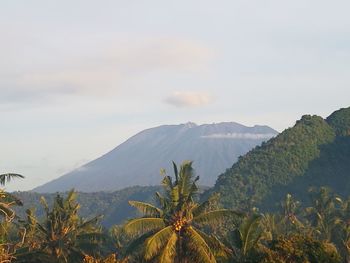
top-left (209, 107), bottom-right (350, 210)
top-left (34, 122), bottom-right (277, 193)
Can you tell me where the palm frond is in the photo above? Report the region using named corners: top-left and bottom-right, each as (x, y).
top-left (1, 192), bottom-right (23, 205)
top-left (162, 175), bottom-right (173, 190)
top-left (155, 191), bottom-right (167, 209)
top-left (158, 231), bottom-right (178, 263)
top-left (77, 215), bottom-right (103, 231)
top-left (195, 228), bottom-right (232, 259)
top-left (0, 203), bottom-right (15, 221)
top-left (124, 218), bottom-right (165, 236)
top-left (0, 173), bottom-right (24, 185)
top-left (40, 196), bottom-right (49, 215)
top-left (188, 179), bottom-right (199, 198)
top-left (125, 231), bottom-right (155, 256)
top-left (66, 189), bottom-right (77, 204)
top-left (129, 200), bottom-right (163, 217)
top-left (239, 214), bottom-right (263, 256)
top-left (172, 161), bottom-right (179, 184)
top-left (144, 226), bottom-right (174, 260)
top-left (186, 226), bottom-right (216, 263)
top-left (179, 161), bottom-right (194, 198)
top-left (170, 185), bottom-right (180, 207)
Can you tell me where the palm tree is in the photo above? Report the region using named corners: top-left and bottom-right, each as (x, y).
top-left (227, 213), bottom-right (264, 262)
top-left (16, 190), bottom-right (104, 263)
top-left (0, 173), bottom-right (24, 222)
top-left (305, 187), bottom-right (343, 242)
top-left (338, 197), bottom-right (350, 262)
top-left (0, 172), bottom-right (24, 262)
top-left (124, 161), bottom-right (239, 263)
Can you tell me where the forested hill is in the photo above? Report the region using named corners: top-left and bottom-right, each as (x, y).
top-left (209, 107), bottom-right (350, 210)
top-left (14, 186), bottom-right (161, 227)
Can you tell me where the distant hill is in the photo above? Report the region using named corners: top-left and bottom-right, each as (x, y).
top-left (208, 107), bottom-right (350, 210)
top-left (15, 185), bottom-right (209, 227)
top-left (33, 122), bottom-right (277, 193)
top-left (15, 186), bottom-right (161, 227)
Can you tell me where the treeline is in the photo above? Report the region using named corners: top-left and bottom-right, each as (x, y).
top-left (1, 162), bottom-right (350, 263)
top-left (14, 186), bottom-right (162, 228)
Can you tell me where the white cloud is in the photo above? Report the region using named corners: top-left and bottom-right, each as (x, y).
top-left (201, 133), bottom-right (277, 140)
top-left (165, 91), bottom-right (213, 108)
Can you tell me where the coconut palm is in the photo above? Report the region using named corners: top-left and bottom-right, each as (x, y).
top-left (16, 190), bottom-right (104, 263)
top-left (124, 161), bottom-right (240, 263)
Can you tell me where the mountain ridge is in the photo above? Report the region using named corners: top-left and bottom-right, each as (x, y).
top-left (34, 121), bottom-right (278, 193)
top-left (208, 107), bottom-right (350, 210)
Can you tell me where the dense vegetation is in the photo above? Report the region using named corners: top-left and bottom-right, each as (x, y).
top-left (327, 107), bottom-right (350, 137)
top-left (209, 107), bottom-right (350, 210)
top-left (2, 162), bottom-right (350, 262)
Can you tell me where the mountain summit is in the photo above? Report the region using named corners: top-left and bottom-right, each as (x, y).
top-left (34, 122), bottom-right (278, 193)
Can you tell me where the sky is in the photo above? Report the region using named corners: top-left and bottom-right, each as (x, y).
top-left (1, 0), bottom-right (349, 191)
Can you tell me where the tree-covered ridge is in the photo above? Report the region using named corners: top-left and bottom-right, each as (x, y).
top-left (326, 107), bottom-right (350, 136)
top-left (14, 186), bottom-right (162, 228)
top-left (210, 114), bottom-right (337, 209)
top-left (262, 135), bottom-right (350, 208)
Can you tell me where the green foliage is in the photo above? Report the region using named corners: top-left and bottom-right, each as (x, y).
top-left (326, 106), bottom-right (350, 136)
top-left (262, 234), bottom-right (341, 263)
top-left (228, 213), bottom-right (264, 262)
top-left (305, 187), bottom-right (343, 242)
top-left (124, 161), bottom-right (236, 263)
top-left (16, 190), bottom-right (104, 263)
top-left (0, 173), bottom-right (24, 262)
top-left (210, 114), bottom-right (336, 209)
top-left (208, 107), bottom-right (350, 212)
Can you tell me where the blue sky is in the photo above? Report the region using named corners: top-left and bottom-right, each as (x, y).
top-left (1, 1), bottom-right (349, 191)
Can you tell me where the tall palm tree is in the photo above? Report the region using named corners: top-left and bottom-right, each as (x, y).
top-left (16, 190), bottom-right (104, 263)
top-left (124, 161), bottom-right (239, 263)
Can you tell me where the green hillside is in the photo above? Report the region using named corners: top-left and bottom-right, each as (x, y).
top-left (209, 107), bottom-right (350, 210)
top-left (14, 186), bottom-right (161, 227)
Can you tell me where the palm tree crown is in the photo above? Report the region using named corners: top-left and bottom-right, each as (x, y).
top-left (17, 190), bottom-right (103, 263)
top-left (0, 173), bottom-right (24, 222)
top-left (124, 161), bottom-right (239, 263)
